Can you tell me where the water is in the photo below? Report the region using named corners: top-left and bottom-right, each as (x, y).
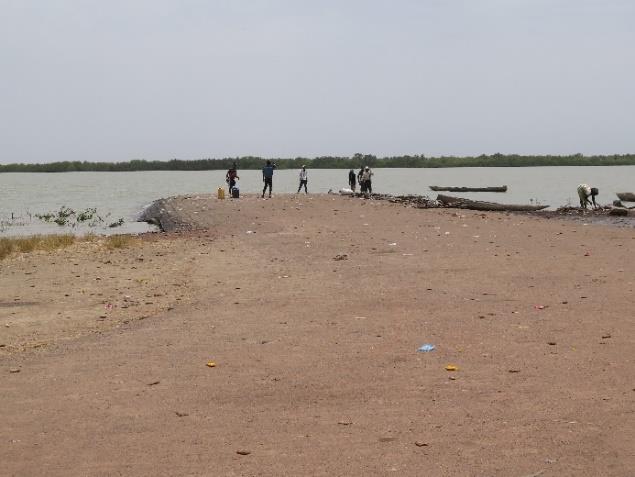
top-left (1, 166), bottom-right (634, 236)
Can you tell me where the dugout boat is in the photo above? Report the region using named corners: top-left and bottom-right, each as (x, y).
top-left (436, 194), bottom-right (548, 212)
top-left (429, 185), bottom-right (508, 192)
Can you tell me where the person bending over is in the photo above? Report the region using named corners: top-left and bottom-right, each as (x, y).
top-left (577, 184), bottom-right (599, 209)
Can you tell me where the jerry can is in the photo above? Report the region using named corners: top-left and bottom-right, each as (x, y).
top-left (217, 187), bottom-right (225, 199)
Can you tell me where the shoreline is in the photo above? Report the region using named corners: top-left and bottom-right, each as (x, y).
top-left (138, 192), bottom-right (635, 233)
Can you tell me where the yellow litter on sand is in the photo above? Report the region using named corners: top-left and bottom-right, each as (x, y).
top-left (207, 361), bottom-right (216, 367)
top-left (445, 365), bottom-right (459, 371)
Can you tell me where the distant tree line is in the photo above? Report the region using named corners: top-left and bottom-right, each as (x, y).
top-left (1, 153), bottom-right (634, 173)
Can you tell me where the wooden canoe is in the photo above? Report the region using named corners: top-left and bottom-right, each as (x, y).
top-left (429, 185), bottom-right (507, 192)
top-left (616, 192), bottom-right (635, 202)
top-left (437, 194), bottom-right (548, 211)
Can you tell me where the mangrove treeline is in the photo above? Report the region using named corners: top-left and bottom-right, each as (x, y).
top-left (1, 153), bottom-right (634, 173)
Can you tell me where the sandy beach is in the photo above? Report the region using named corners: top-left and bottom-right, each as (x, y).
top-left (1, 193), bottom-right (634, 476)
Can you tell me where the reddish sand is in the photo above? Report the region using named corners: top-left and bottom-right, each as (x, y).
top-left (1, 194), bottom-right (634, 476)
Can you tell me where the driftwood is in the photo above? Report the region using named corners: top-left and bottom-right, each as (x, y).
top-left (616, 192), bottom-right (635, 202)
top-left (437, 194), bottom-right (548, 212)
top-left (429, 185), bottom-right (507, 192)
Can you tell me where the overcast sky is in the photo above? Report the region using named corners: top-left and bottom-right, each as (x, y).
top-left (1, 0), bottom-right (634, 164)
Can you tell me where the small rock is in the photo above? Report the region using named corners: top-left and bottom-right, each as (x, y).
top-left (602, 334), bottom-right (611, 339)
top-left (337, 420), bottom-right (352, 426)
top-left (9, 368), bottom-right (20, 373)
top-left (547, 342), bottom-right (557, 346)
top-left (147, 381), bottom-right (160, 386)
top-left (508, 369), bottom-right (521, 373)
top-left (414, 441), bottom-right (429, 447)
top-left (175, 411), bottom-right (189, 417)
top-left (236, 450), bottom-right (251, 456)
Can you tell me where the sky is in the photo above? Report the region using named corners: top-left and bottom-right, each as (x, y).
top-left (1, 0), bottom-right (634, 164)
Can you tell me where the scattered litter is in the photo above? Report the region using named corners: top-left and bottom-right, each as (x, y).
top-left (414, 441), bottom-right (429, 447)
top-left (206, 361), bottom-right (216, 367)
top-left (246, 230), bottom-right (255, 234)
top-left (337, 420), bottom-right (352, 426)
top-left (445, 365), bottom-right (458, 371)
top-left (448, 376), bottom-right (457, 380)
top-left (175, 411), bottom-right (189, 417)
top-left (333, 254), bottom-right (348, 261)
top-left (104, 303), bottom-right (113, 311)
top-left (388, 242), bottom-right (397, 246)
top-left (601, 333), bottom-right (611, 339)
top-left (584, 251), bottom-right (591, 256)
top-left (236, 450), bottom-right (251, 456)
top-left (444, 231), bottom-right (450, 235)
top-left (547, 342), bottom-right (557, 346)
top-left (534, 305), bottom-right (545, 310)
top-left (9, 368), bottom-right (20, 374)
top-left (147, 380), bottom-right (160, 386)
top-left (417, 344), bottom-right (436, 352)
top-left (508, 369), bottom-right (521, 373)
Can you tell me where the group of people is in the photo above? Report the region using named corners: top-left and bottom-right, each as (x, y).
top-left (229, 163), bottom-right (599, 209)
top-left (347, 166), bottom-right (374, 194)
top-left (225, 161), bottom-right (310, 199)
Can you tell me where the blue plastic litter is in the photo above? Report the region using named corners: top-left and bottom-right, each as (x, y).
top-left (417, 344), bottom-right (435, 352)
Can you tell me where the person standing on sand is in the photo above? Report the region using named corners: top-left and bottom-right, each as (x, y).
top-left (297, 165), bottom-right (308, 194)
top-left (348, 169), bottom-right (356, 192)
top-left (361, 166), bottom-right (374, 195)
top-left (225, 162), bottom-right (239, 195)
top-left (577, 184), bottom-right (599, 209)
top-left (358, 167), bottom-right (365, 193)
top-left (262, 160), bottom-right (276, 198)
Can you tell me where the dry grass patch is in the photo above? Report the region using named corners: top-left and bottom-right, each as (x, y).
top-left (0, 234), bottom-right (76, 260)
top-left (104, 234), bottom-right (136, 249)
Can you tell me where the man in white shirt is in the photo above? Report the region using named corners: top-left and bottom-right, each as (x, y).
top-left (297, 166), bottom-right (308, 194)
top-left (577, 184), bottom-right (598, 209)
top-left (361, 166), bottom-right (373, 195)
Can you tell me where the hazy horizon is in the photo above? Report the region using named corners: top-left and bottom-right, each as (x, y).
top-left (2, 0), bottom-right (634, 164)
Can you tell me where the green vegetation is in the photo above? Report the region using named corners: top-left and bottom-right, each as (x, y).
top-left (1, 153), bottom-right (634, 173)
top-left (35, 206), bottom-right (124, 228)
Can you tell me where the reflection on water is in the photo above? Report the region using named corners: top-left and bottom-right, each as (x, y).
top-left (1, 166), bottom-right (634, 236)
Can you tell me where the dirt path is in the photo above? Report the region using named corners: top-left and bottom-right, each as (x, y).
top-left (1, 194), bottom-right (634, 476)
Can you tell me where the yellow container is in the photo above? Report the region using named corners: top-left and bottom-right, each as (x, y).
top-left (217, 187), bottom-right (225, 199)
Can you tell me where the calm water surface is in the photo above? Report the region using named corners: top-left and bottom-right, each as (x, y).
top-left (1, 166), bottom-right (634, 236)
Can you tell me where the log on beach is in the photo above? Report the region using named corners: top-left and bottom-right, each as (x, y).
top-left (429, 185), bottom-right (508, 192)
top-left (616, 192), bottom-right (635, 202)
top-left (436, 194), bottom-right (548, 211)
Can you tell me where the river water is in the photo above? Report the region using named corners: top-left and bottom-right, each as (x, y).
top-left (1, 166), bottom-right (634, 236)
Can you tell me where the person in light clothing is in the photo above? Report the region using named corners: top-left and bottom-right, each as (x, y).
top-left (577, 184), bottom-right (599, 209)
top-left (361, 166), bottom-right (374, 195)
top-left (297, 166), bottom-right (308, 194)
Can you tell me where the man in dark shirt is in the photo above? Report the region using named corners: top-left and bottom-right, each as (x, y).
top-left (348, 169), bottom-right (356, 192)
top-left (262, 160), bottom-right (276, 198)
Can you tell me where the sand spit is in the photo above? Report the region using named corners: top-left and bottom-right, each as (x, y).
top-left (2, 194), bottom-right (634, 476)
